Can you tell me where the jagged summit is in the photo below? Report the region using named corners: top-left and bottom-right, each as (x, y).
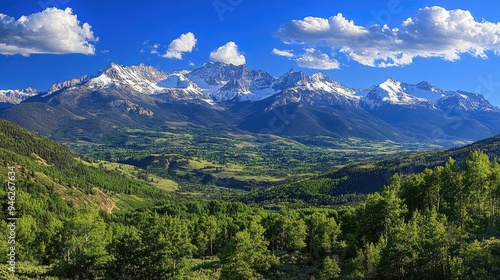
top-left (0, 87), bottom-right (40, 105)
top-left (1, 62), bottom-right (497, 114)
top-left (1, 62), bottom-right (500, 145)
top-left (85, 63), bottom-right (168, 93)
top-left (364, 78), bottom-right (434, 108)
top-left (187, 61), bottom-right (276, 101)
top-left (48, 75), bottom-right (89, 94)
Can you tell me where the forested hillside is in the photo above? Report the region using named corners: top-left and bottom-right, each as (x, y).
top-left (242, 135), bottom-right (500, 207)
top-left (1, 119), bottom-right (500, 279)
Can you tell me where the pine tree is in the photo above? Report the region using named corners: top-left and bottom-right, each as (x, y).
top-left (319, 256), bottom-right (341, 280)
top-left (220, 220), bottom-right (279, 279)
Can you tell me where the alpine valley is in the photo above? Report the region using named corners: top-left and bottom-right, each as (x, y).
top-left (2, 62), bottom-right (500, 191)
top-left (7, 2), bottom-right (500, 278)
top-left (4, 62), bottom-right (500, 279)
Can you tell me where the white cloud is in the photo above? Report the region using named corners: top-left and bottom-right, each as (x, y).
top-left (295, 48), bottom-right (340, 70)
top-left (151, 44), bottom-right (160, 55)
top-left (275, 6), bottom-right (500, 67)
top-left (189, 61), bottom-right (195, 67)
top-left (0, 7), bottom-right (98, 56)
top-left (163, 32), bottom-right (197, 59)
top-left (272, 48), bottom-right (294, 58)
top-left (209, 41), bottom-right (246, 65)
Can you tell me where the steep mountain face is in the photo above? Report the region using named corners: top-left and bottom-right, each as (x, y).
top-left (269, 69), bottom-right (358, 108)
top-left (1, 61), bottom-right (500, 145)
top-left (437, 91), bottom-right (498, 113)
top-left (157, 72), bottom-right (212, 103)
top-left (85, 62), bottom-right (168, 93)
top-left (47, 75), bottom-right (89, 94)
top-left (358, 78), bottom-right (500, 141)
top-left (361, 78), bottom-right (498, 113)
top-left (233, 69), bottom-right (398, 139)
top-left (187, 62), bottom-right (277, 101)
top-left (361, 78), bottom-right (437, 109)
top-left (0, 87), bottom-right (40, 106)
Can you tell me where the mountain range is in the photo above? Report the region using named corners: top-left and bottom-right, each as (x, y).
top-left (1, 61), bottom-right (499, 145)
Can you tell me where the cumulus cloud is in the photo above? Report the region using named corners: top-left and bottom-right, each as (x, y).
top-left (209, 41), bottom-right (246, 65)
top-left (274, 6), bottom-right (500, 67)
top-left (295, 48), bottom-right (340, 69)
top-left (272, 48), bottom-right (294, 58)
top-left (163, 32), bottom-right (197, 59)
top-left (0, 7), bottom-right (98, 56)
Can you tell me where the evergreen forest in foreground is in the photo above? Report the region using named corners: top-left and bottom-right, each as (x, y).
top-left (1, 119), bottom-right (500, 279)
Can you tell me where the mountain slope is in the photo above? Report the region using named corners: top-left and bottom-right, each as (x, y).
top-left (360, 78), bottom-right (500, 141)
top-left (0, 118), bottom-right (175, 211)
top-left (1, 62), bottom-right (500, 145)
top-left (236, 101), bottom-right (405, 140)
top-left (242, 133), bottom-right (500, 206)
top-left (234, 70), bottom-right (405, 141)
top-left (269, 70), bottom-right (359, 107)
top-left (7, 63), bottom-right (237, 141)
top-left (187, 61), bottom-right (277, 101)
top-left (323, 133), bottom-right (500, 195)
top-left (0, 87), bottom-right (40, 108)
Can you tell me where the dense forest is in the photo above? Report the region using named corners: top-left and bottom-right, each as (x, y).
top-left (1, 119), bottom-right (500, 279)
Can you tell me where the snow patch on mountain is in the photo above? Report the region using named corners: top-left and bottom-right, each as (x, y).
top-left (3, 62), bottom-right (497, 114)
top-left (187, 62), bottom-right (277, 102)
top-left (361, 78), bottom-right (499, 112)
top-left (0, 88), bottom-right (40, 104)
top-left (363, 78), bottom-right (435, 109)
top-left (86, 63), bottom-right (168, 93)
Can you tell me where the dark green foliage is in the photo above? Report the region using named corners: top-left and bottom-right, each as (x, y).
top-left (220, 220), bottom-right (279, 280)
top-left (320, 134), bottom-right (500, 196)
top-left (3, 118), bottom-right (500, 279)
top-left (51, 207), bottom-right (110, 279)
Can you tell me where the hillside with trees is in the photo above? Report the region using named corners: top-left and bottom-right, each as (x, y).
top-left (1, 119), bottom-right (500, 279)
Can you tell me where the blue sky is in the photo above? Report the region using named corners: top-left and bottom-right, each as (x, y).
top-left (2, 0), bottom-right (500, 105)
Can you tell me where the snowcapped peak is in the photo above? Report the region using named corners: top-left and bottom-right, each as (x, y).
top-left (380, 77), bottom-right (402, 88)
top-left (361, 78), bottom-right (500, 112)
top-left (416, 81), bottom-right (431, 88)
top-left (311, 72), bottom-right (327, 80)
top-left (107, 62), bottom-right (120, 70)
top-left (200, 61), bottom-right (243, 71)
top-left (186, 62), bottom-right (276, 102)
top-left (86, 63), bottom-right (168, 93)
top-left (25, 87), bottom-right (38, 92)
top-left (273, 70), bottom-right (309, 90)
top-left (378, 78), bottom-right (404, 97)
top-left (384, 77), bottom-right (399, 83)
top-left (437, 90), bottom-right (499, 112)
top-left (0, 87), bottom-right (40, 104)
top-left (364, 78), bottom-right (435, 109)
top-left (207, 61), bottom-right (226, 66)
top-left (271, 70), bottom-right (358, 107)
top-left (414, 81), bottom-right (441, 93)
